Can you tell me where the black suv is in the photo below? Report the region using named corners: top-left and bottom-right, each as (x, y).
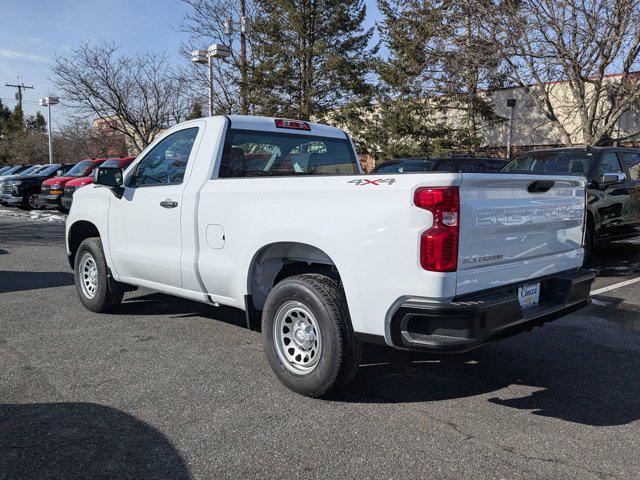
top-left (1, 164), bottom-right (73, 210)
top-left (505, 147), bottom-right (640, 261)
top-left (371, 156), bottom-right (507, 174)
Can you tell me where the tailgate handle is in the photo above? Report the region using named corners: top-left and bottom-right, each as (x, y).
top-left (528, 180), bottom-right (555, 193)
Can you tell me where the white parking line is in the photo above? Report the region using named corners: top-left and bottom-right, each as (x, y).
top-left (592, 276), bottom-right (640, 296)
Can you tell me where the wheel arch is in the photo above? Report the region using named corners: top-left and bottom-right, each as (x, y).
top-left (244, 241), bottom-right (345, 328)
top-left (67, 220), bottom-right (101, 268)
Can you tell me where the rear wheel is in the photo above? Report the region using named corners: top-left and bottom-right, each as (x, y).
top-left (74, 237), bottom-right (125, 313)
top-left (262, 274), bottom-right (362, 397)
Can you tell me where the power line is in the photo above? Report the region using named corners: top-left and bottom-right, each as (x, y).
top-left (5, 82), bottom-right (34, 110)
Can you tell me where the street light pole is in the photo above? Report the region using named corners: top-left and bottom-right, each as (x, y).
top-left (506, 98), bottom-right (517, 160)
top-left (191, 45), bottom-right (232, 117)
top-left (39, 96), bottom-right (59, 164)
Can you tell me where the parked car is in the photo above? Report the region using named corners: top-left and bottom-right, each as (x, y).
top-left (0, 166), bottom-right (44, 205)
top-left (66, 115), bottom-right (594, 397)
top-left (1, 164), bottom-right (74, 209)
top-left (371, 156), bottom-right (507, 174)
top-left (62, 157), bottom-right (135, 211)
top-left (504, 146), bottom-right (640, 262)
top-left (41, 158), bottom-right (108, 212)
top-left (0, 164), bottom-right (32, 181)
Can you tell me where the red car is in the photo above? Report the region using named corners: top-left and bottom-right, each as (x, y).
top-left (41, 158), bottom-right (108, 211)
top-left (61, 156), bottom-right (135, 210)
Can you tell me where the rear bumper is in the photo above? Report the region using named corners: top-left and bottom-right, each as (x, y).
top-left (386, 269), bottom-right (596, 353)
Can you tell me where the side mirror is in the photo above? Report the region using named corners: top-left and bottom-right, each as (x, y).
top-left (599, 172), bottom-right (626, 185)
top-left (94, 166), bottom-right (124, 198)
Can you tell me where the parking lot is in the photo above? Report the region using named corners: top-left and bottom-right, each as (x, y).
top-left (1, 208), bottom-right (639, 480)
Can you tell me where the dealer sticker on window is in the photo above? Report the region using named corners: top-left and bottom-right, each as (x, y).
top-left (518, 283), bottom-right (540, 309)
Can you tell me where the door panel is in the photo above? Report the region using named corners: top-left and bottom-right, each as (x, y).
top-left (107, 126), bottom-right (202, 288)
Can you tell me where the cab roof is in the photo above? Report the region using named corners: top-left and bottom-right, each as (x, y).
top-left (223, 115), bottom-right (348, 139)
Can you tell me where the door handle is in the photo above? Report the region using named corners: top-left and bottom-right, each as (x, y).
top-left (160, 199), bottom-right (179, 209)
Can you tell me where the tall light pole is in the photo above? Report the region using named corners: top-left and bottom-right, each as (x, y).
top-left (39, 96), bottom-right (59, 164)
top-left (506, 98), bottom-right (517, 160)
top-left (191, 44), bottom-right (232, 116)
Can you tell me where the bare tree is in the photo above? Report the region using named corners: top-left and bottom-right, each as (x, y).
top-left (54, 118), bottom-right (128, 160)
top-left (179, 0), bottom-right (256, 115)
top-left (51, 43), bottom-right (190, 153)
top-left (490, 0), bottom-right (640, 146)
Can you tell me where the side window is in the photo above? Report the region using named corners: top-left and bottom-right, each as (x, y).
top-left (625, 153), bottom-right (640, 181)
top-left (598, 153), bottom-right (623, 177)
top-left (131, 128), bottom-right (199, 186)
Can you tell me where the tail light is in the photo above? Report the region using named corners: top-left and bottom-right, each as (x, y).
top-left (414, 187), bottom-right (460, 272)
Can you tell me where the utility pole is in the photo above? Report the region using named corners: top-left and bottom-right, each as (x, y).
top-left (5, 82), bottom-right (34, 110)
top-left (506, 98), bottom-right (517, 160)
top-left (239, 0), bottom-right (249, 115)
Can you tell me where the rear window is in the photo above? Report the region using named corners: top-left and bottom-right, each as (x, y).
top-left (505, 151), bottom-right (595, 175)
top-left (102, 159), bottom-right (122, 168)
top-left (219, 129), bottom-right (358, 178)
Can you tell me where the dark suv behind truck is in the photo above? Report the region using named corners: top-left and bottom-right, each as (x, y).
top-left (504, 147), bottom-right (640, 262)
top-left (1, 164), bottom-right (74, 210)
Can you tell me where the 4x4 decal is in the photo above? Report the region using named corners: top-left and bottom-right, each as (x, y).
top-left (348, 178), bottom-right (397, 186)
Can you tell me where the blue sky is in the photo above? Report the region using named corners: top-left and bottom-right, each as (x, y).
top-left (0, 0), bottom-right (381, 129)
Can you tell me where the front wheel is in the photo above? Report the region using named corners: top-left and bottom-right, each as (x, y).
top-left (262, 274), bottom-right (362, 397)
top-left (74, 237), bottom-right (125, 313)
top-left (20, 192), bottom-right (42, 210)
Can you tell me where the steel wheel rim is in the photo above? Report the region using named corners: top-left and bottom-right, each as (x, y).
top-left (28, 194), bottom-right (41, 209)
top-left (79, 252), bottom-right (98, 299)
top-left (273, 301), bottom-right (322, 374)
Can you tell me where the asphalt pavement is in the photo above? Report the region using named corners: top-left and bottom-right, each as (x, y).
top-left (1, 209), bottom-right (639, 479)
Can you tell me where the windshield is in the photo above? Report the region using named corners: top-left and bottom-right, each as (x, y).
top-left (101, 159), bottom-right (122, 168)
top-left (504, 151), bottom-right (595, 176)
top-left (21, 165), bottom-right (41, 175)
top-left (65, 160), bottom-right (94, 177)
top-left (37, 164), bottom-right (63, 176)
top-left (0, 167), bottom-right (10, 174)
top-left (3, 165), bottom-right (25, 175)
top-left (220, 130), bottom-right (359, 177)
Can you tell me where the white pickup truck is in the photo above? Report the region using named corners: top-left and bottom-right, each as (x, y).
top-left (66, 116), bottom-right (595, 397)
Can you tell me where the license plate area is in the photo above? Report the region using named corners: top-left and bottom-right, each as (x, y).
top-left (518, 283), bottom-right (540, 309)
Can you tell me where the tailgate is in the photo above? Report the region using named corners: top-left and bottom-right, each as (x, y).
top-left (456, 173), bottom-right (585, 296)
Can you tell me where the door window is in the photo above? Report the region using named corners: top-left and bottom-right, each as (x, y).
top-left (131, 128), bottom-right (199, 186)
top-left (598, 153), bottom-right (623, 176)
top-left (625, 152), bottom-right (640, 180)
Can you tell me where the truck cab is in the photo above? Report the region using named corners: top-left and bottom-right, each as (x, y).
top-left (66, 116), bottom-right (595, 396)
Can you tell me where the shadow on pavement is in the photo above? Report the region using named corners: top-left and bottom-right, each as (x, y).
top-left (591, 240), bottom-right (640, 276)
top-left (331, 320), bottom-right (640, 427)
top-left (0, 402), bottom-right (191, 480)
top-left (0, 271), bottom-right (74, 294)
top-left (120, 292), bottom-right (247, 328)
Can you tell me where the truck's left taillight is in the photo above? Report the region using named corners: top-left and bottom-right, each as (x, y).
top-left (414, 187), bottom-right (460, 272)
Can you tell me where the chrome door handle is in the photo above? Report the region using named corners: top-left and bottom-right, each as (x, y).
top-left (160, 199), bottom-right (178, 208)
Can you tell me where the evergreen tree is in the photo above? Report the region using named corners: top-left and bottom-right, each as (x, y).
top-left (185, 101), bottom-right (204, 120)
top-left (250, 0), bottom-right (376, 120)
top-left (370, 0), bottom-right (503, 156)
top-left (25, 111), bottom-right (47, 133)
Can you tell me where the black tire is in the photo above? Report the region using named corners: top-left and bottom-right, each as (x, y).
top-left (74, 237), bottom-right (125, 313)
top-left (262, 273), bottom-right (362, 397)
top-left (20, 191), bottom-right (41, 210)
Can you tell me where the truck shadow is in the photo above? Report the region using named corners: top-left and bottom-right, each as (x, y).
top-left (331, 318), bottom-right (640, 427)
top-left (0, 270), bottom-right (74, 294)
top-left (0, 402), bottom-right (191, 480)
top-left (119, 292), bottom-right (247, 329)
top-left (590, 239), bottom-right (640, 276)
